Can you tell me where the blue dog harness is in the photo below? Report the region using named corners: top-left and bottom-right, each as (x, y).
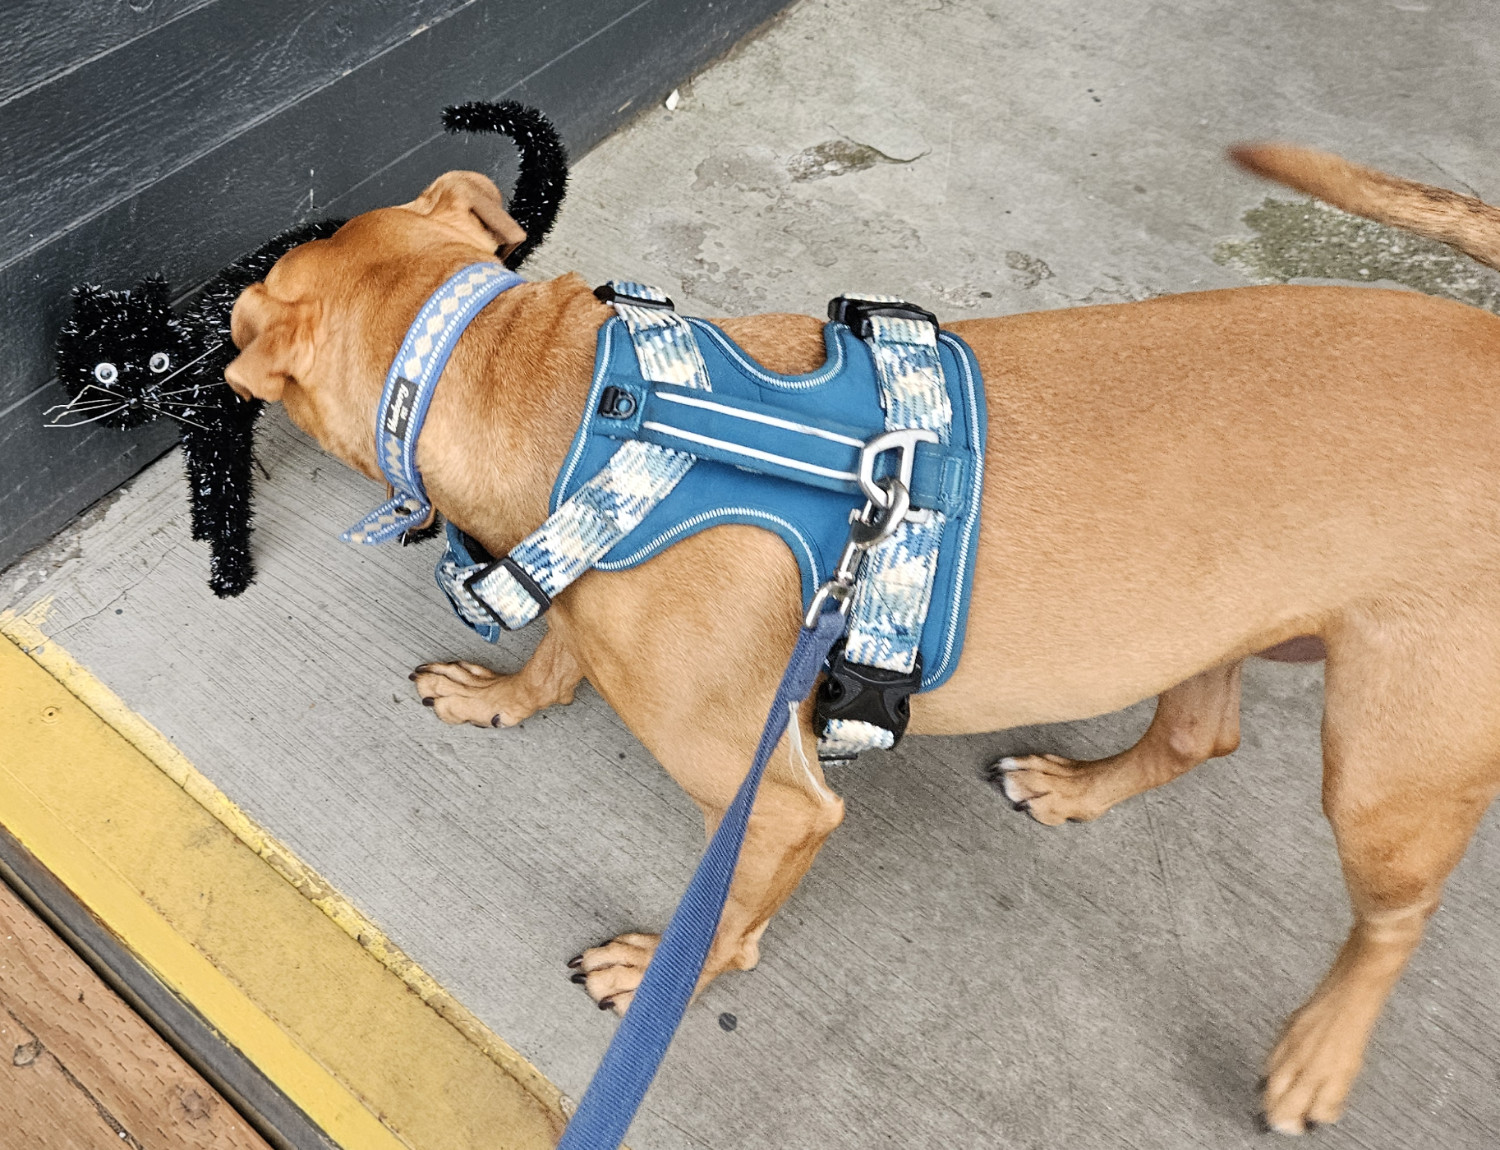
top-left (348, 269), bottom-right (986, 758)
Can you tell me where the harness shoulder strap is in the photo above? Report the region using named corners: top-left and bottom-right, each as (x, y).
top-left (815, 296), bottom-right (953, 760)
top-left (439, 282), bottom-right (707, 630)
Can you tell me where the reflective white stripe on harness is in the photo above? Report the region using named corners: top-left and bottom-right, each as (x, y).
top-left (638, 421), bottom-right (861, 483)
top-left (653, 390), bottom-right (867, 448)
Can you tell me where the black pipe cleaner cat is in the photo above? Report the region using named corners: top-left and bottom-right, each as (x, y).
top-left (51, 101), bottom-right (569, 597)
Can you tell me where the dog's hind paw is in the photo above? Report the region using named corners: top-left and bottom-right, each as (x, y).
top-left (567, 932), bottom-right (660, 1016)
top-left (987, 754), bottom-right (1099, 826)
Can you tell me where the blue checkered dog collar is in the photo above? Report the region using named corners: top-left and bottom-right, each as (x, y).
top-left (343, 262), bottom-right (524, 545)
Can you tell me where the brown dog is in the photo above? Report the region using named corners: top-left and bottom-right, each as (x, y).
top-left (225, 146), bottom-right (1500, 1136)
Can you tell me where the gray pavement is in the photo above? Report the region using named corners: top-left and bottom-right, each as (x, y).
top-left (6, 0), bottom-right (1500, 1146)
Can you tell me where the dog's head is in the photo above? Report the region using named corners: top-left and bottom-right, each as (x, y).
top-left (225, 170), bottom-right (527, 476)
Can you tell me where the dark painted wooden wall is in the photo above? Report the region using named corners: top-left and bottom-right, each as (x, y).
top-left (0, 0), bottom-right (790, 572)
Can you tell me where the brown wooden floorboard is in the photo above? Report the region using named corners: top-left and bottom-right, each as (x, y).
top-left (0, 877), bottom-right (270, 1150)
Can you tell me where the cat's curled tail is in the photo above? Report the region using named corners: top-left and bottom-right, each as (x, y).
top-left (443, 100), bottom-right (570, 270)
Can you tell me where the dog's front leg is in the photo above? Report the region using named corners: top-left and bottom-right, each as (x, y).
top-left (571, 707), bottom-right (844, 1014)
top-left (410, 624), bottom-right (583, 727)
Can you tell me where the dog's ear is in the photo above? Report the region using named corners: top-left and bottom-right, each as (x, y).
top-left (225, 283), bottom-right (314, 403)
top-left (404, 170), bottom-right (528, 260)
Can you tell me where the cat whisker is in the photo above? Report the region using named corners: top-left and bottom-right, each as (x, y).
top-left (149, 384), bottom-right (216, 399)
top-left (73, 383), bottom-right (132, 402)
top-left (45, 397), bottom-right (123, 414)
top-left (141, 401), bottom-right (214, 431)
top-left (152, 342), bottom-right (224, 388)
top-left (146, 391), bottom-right (216, 406)
top-left (146, 399), bottom-right (216, 414)
top-left (46, 404), bottom-right (133, 427)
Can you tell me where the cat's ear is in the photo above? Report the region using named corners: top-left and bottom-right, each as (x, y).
top-left (67, 282), bottom-right (111, 319)
top-left (402, 170), bottom-right (527, 258)
top-left (224, 283), bottom-right (314, 403)
top-left (133, 274), bottom-right (173, 313)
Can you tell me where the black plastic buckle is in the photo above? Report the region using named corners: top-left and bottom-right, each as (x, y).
top-left (594, 283), bottom-right (676, 310)
top-left (463, 556), bottom-right (551, 630)
top-left (597, 385), bottom-right (638, 419)
top-left (828, 296), bottom-right (938, 340)
top-left (814, 640), bottom-right (921, 749)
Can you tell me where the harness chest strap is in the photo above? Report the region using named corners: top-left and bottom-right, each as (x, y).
top-left (456, 282), bottom-right (712, 629)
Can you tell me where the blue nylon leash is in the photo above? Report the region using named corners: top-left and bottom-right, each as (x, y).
top-left (556, 600), bottom-right (848, 1150)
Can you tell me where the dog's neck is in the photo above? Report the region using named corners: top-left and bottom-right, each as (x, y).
top-left (413, 272), bottom-right (609, 557)
top-left (300, 270), bottom-right (609, 560)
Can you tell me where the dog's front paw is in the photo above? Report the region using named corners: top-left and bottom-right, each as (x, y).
top-left (987, 755), bottom-right (1101, 826)
top-left (409, 660), bottom-right (553, 728)
top-left (1260, 998), bottom-right (1364, 1135)
top-left (567, 932), bottom-right (660, 1016)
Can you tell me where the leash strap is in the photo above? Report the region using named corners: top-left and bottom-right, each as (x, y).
top-left (343, 262), bottom-right (524, 545)
top-left (556, 600), bottom-right (848, 1150)
top-left (446, 282), bottom-right (710, 630)
top-left (818, 302), bottom-right (952, 760)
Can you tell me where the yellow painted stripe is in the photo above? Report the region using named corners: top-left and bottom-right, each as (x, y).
top-left (0, 602), bottom-right (568, 1149)
top-left (0, 738), bottom-right (405, 1149)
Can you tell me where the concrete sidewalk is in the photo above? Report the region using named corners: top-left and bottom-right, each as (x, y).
top-left (6, 1), bottom-right (1500, 1146)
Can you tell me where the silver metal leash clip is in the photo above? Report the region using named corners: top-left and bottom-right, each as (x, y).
top-left (804, 477), bottom-right (911, 627)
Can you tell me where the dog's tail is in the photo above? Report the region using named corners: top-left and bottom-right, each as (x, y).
top-left (1230, 143), bottom-right (1500, 273)
top-left (443, 100), bottom-right (570, 270)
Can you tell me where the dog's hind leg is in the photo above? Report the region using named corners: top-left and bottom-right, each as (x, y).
top-left (410, 623), bottom-right (583, 727)
top-left (1261, 607), bottom-right (1500, 1134)
top-left (991, 659), bottom-right (1244, 825)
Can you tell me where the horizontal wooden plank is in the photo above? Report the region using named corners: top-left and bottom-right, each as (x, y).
top-left (0, 0), bottom-right (214, 105)
top-left (0, 0), bottom-right (475, 265)
top-left (0, 879), bottom-right (271, 1149)
top-left (0, 0), bottom-right (790, 570)
top-left (0, 1007), bottom-right (131, 1150)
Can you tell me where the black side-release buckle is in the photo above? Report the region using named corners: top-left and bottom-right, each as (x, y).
top-left (828, 296), bottom-right (938, 340)
top-left (814, 640), bottom-right (921, 749)
top-left (597, 385), bottom-right (638, 419)
top-left (463, 556), bottom-right (552, 631)
top-left (594, 283), bottom-right (676, 310)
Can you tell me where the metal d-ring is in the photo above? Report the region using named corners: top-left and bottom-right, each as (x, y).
top-left (857, 428), bottom-right (937, 524)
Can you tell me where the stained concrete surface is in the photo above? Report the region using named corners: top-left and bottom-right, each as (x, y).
top-left (6, 1), bottom-right (1500, 1146)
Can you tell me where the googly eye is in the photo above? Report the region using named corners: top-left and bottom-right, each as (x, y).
top-left (149, 351), bottom-right (171, 374)
top-left (94, 362), bottom-right (118, 385)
